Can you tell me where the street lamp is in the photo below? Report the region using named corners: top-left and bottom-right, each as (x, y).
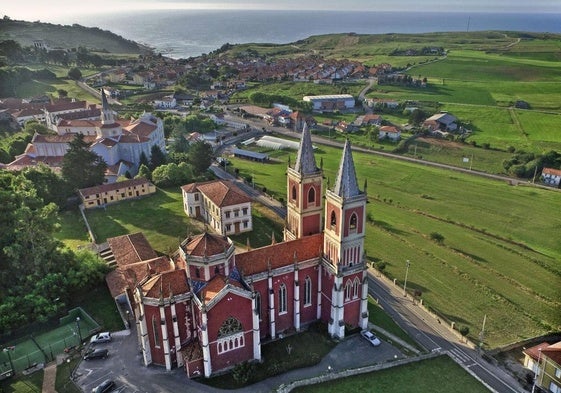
top-left (75, 317), bottom-right (82, 345)
top-left (403, 260), bottom-right (411, 297)
top-left (2, 347), bottom-right (15, 375)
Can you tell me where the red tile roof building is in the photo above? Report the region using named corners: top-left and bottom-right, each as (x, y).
top-left (181, 180), bottom-right (253, 236)
top-left (108, 125), bottom-right (368, 378)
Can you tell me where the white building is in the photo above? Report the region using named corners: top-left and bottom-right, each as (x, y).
top-left (541, 167), bottom-right (561, 187)
top-left (181, 180), bottom-right (253, 236)
top-left (303, 94), bottom-right (355, 112)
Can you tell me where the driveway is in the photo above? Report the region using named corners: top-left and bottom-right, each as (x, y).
top-left (74, 327), bottom-right (403, 393)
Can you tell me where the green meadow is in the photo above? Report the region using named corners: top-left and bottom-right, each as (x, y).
top-left (228, 142), bottom-right (561, 348)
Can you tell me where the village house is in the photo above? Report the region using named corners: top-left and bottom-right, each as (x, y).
top-left (379, 125), bottom-right (401, 141)
top-left (104, 126), bottom-right (368, 378)
top-left (365, 98), bottom-right (399, 109)
top-left (153, 96), bottom-right (177, 109)
top-left (541, 167), bottom-right (561, 188)
top-left (79, 178), bottom-right (156, 209)
top-left (523, 341), bottom-right (561, 393)
top-left (181, 180), bottom-right (253, 236)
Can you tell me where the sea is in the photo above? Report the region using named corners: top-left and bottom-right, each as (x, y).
top-left (47, 10), bottom-right (561, 59)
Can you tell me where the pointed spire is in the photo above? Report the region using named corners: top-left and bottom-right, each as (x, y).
top-left (333, 139), bottom-right (360, 198)
top-left (101, 88), bottom-right (109, 109)
top-left (294, 122), bottom-right (318, 175)
top-left (100, 88), bottom-right (115, 126)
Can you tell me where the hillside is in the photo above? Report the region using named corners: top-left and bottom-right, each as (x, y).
top-left (0, 18), bottom-right (148, 54)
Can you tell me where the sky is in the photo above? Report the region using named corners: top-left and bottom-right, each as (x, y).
top-left (3, 0), bottom-right (560, 22)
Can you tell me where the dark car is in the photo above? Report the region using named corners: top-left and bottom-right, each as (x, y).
top-left (83, 348), bottom-right (108, 360)
top-left (92, 379), bottom-right (115, 393)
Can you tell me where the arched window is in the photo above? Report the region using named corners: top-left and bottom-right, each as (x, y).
top-left (291, 185), bottom-right (297, 201)
top-left (308, 187), bottom-right (315, 203)
top-left (349, 213), bottom-right (358, 231)
top-left (279, 284), bottom-right (287, 314)
top-left (344, 280), bottom-right (352, 301)
top-left (214, 265), bottom-right (220, 274)
top-left (152, 316), bottom-right (160, 347)
top-left (304, 276), bottom-right (312, 306)
top-left (255, 292), bottom-right (261, 320)
top-left (330, 211), bottom-right (337, 228)
top-left (353, 277), bottom-right (360, 299)
top-left (217, 317), bottom-right (245, 354)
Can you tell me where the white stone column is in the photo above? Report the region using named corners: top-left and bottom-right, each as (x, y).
top-left (336, 278), bottom-right (345, 338)
top-left (359, 272), bottom-right (369, 330)
top-left (171, 302), bottom-right (183, 367)
top-left (252, 295), bottom-right (261, 361)
top-left (268, 275), bottom-right (276, 338)
top-left (328, 277), bottom-right (340, 337)
top-left (294, 268), bottom-right (300, 331)
top-left (201, 309), bottom-right (212, 377)
top-left (160, 306), bottom-right (171, 371)
top-left (138, 309), bottom-right (151, 366)
top-left (316, 264), bottom-right (322, 320)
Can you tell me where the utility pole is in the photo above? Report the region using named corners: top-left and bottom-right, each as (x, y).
top-left (469, 153), bottom-right (474, 170)
top-left (478, 314), bottom-right (486, 352)
top-left (403, 260), bottom-right (411, 297)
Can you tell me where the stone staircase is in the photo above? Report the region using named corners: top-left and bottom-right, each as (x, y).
top-left (97, 243), bottom-right (116, 268)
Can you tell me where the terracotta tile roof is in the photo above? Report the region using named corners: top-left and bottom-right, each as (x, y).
top-left (105, 256), bottom-right (172, 298)
top-left (180, 183), bottom-right (198, 193)
top-left (107, 232), bottom-right (158, 267)
top-left (141, 269), bottom-right (190, 298)
top-left (4, 154), bottom-right (64, 171)
top-left (380, 126), bottom-right (400, 133)
top-left (124, 121), bottom-right (157, 137)
top-left (57, 119), bottom-right (99, 127)
top-left (195, 180), bottom-right (251, 207)
top-left (182, 232), bottom-right (230, 258)
top-left (523, 342), bottom-right (550, 361)
top-left (79, 177), bottom-right (153, 198)
top-left (542, 341), bottom-right (561, 365)
top-left (119, 133), bottom-right (150, 143)
top-left (32, 133), bottom-right (96, 143)
top-left (236, 233), bottom-right (323, 275)
top-left (199, 274), bottom-right (243, 303)
top-left (543, 167), bottom-right (561, 177)
top-left (44, 100), bottom-right (87, 113)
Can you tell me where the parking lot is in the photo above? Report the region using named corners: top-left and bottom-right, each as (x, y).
top-left (74, 327), bottom-right (404, 393)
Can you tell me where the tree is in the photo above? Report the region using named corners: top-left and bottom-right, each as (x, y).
top-left (61, 134), bottom-right (107, 190)
top-left (188, 141), bottom-right (213, 176)
top-left (408, 109), bottom-right (427, 125)
top-left (149, 145), bottom-right (167, 170)
top-left (137, 164), bottom-right (152, 181)
top-left (429, 232), bottom-right (445, 243)
top-left (21, 165), bottom-right (71, 208)
top-left (57, 88), bottom-right (68, 98)
top-left (67, 67), bottom-right (82, 80)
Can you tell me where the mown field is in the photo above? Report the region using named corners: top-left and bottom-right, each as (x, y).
top-left (227, 142), bottom-right (561, 348)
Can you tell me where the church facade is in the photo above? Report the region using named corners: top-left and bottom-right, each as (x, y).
top-left (132, 125), bottom-right (369, 378)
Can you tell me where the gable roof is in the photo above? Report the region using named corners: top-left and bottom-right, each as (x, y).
top-left (141, 269), bottom-right (190, 298)
top-left (107, 232), bottom-right (158, 267)
top-left (542, 341), bottom-right (561, 365)
top-left (199, 274), bottom-right (244, 303)
top-left (105, 256), bottom-right (173, 298)
top-left (543, 167), bottom-right (561, 177)
top-left (78, 177), bottom-right (153, 198)
top-left (235, 234), bottom-right (323, 276)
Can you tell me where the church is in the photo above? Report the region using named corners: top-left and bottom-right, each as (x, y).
top-left (128, 125), bottom-right (369, 378)
top-left (5, 90), bottom-right (166, 181)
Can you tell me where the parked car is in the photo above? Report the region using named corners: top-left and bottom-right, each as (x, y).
top-left (83, 348), bottom-right (108, 360)
top-left (361, 330), bottom-right (381, 346)
top-left (92, 379), bottom-right (115, 393)
top-left (90, 332), bottom-right (111, 344)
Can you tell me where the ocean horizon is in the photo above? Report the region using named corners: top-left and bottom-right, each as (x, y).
top-left (40, 10), bottom-right (561, 59)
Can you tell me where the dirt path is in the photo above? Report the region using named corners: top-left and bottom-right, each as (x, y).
top-left (42, 362), bottom-right (57, 393)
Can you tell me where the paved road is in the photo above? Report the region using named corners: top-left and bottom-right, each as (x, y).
top-left (367, 270), bottom-right (526, 393)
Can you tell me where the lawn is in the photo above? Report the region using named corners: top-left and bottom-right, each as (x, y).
top-left (227, 141), bottom-right (561, 348)
top-left (293, 355), bottom-right (489, 393)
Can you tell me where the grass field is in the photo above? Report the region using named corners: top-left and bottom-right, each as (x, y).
top-left (227, 142), bottom-right (561, 348)
top-left (293, 355), bottom-right (489, 393)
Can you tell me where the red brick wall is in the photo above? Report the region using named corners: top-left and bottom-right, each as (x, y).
top-left (343, 272), bottom-right (363, 328)
top-left (325, 202), bottom-right (340, 235)
top-left (320, 270), bottom-right (334, 322)
top-left (273, 273), bottom-right (295, 333)
top-left (302, 214), bottom-right (321, 237)
top-left (302, 184), bottom-right (320, 209)
top-left (299, 265), bottom-right (319, 324)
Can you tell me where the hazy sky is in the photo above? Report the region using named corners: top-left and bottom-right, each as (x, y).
top-left (3, 0), bottom-right (560, 22)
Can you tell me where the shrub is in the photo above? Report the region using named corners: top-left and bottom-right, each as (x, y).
top-left (430, 232), bottom-right (445, 243)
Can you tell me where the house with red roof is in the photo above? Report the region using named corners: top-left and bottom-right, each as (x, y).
top-left (524, 341), bottom-right (561, 392)
top-left (379, 125), bottom-right (401, 142)
top-left (107, 124), bottom-right (368, 378)
top-left (541, 167), bottom-right (561, 188)
top-left (181, 180), bottom-right (253, 236)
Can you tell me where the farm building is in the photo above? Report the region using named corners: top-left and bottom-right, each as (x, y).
top-left (231, 148), bottom-right (269, 162)
top-left (423, 112), bottom-right (458, 132)
top-left (303, 94), bottom-right (355, 112)
top-left (541, 167), bottom-right (561, 187)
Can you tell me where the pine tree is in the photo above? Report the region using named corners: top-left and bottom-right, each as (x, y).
top-left (61, 134), bottom-right (107, 190)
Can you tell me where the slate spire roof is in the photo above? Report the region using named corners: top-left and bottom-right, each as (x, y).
top-left (100, 89), bottom-right (116, 126)
top-left (294, 122), bottom-right (318, 175)
top-left (333, 139), bottom-right (361, 198)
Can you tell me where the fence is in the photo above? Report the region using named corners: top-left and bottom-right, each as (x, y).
top-left (0, 307), bottom-right (99, 375)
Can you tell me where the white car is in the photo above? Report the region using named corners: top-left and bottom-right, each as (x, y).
top-left (90, 332), bottom-right (111, 344)
top-left (361, 330), bottom-right (381, 346)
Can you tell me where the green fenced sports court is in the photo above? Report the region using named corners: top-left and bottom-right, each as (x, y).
top-left (0, 307), bottom-right (99, 375)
